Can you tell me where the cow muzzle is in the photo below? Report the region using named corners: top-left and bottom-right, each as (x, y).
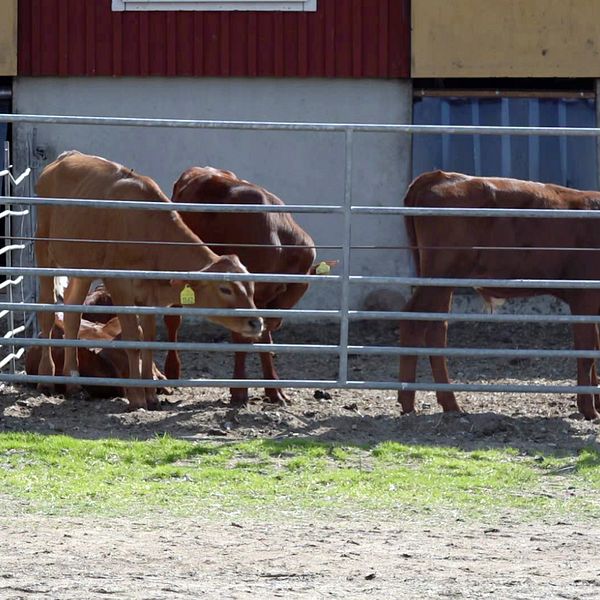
top-left (243, 317), bottom-right (265, 338)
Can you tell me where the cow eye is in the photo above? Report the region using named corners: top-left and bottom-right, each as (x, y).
top-left (219, 286), bottom-right (233, 296)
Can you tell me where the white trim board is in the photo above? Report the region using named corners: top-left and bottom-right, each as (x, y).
top-left (112, 0), bottom-right (317, 11)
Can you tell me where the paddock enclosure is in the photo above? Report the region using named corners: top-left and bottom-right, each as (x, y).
top-left (2, 114), bottom-right (600, 423)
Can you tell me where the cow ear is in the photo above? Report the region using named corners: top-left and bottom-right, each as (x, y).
top-left (201, 255), bottom-right (241, 273)
top-left (169, 279), bottom-right (186, 289)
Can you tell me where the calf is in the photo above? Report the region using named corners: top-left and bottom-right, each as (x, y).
top-left (164, 166), bottom-right (317, 405)
top-left (35, 151), bottom-right (263, 410)
top-left (399, 170), bottom-right (600, 420)
top-left (26, 284), bottom-right (165, 398)
top-left (25, 315), bottom-right (161, 398)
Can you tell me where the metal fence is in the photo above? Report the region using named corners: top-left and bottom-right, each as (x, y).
top-left (0, 141), bottom-right (31, 374)
top-left (2, 113), bottom-right (600, 397)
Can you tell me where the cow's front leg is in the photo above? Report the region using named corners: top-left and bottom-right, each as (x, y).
top-left (163, 314), bottom-right (182, 379)
top-left (140, 314), bottom-right (160, 410)
top-left (230, 332), bottom-right (250, 406)
top-left (118, 313), bottom-right (146, 411)
top-left (259, 331), bottom-right (289, 404)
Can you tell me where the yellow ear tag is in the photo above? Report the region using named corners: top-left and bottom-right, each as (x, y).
top-left (180, 284), bottom-right (196, 305)
top-left (315, 261), bottom-right (331, 275)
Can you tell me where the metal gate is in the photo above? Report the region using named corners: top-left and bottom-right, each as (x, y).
top-left (1, 141), bottom-right (31, 374)
top-left (2, 113), bottom-right (600, 398)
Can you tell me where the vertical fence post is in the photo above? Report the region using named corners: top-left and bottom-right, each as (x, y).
top-left (338, 128), bottom-right (353, 385)
top-left (3, 141), bottom-right (16, 374)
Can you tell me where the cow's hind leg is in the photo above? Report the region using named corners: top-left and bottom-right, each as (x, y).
top-left (104, 282), bottom-right (147, 410)
top-left (572, 322), bottom-right (600, 420)
top-left (593, 324), bottom-right (600, 413)
top-left (62, 278), bottom-right (92, 396)
top-left (398, 286), bottom-right (459, 414)
top-left (426, 307), bottom-right (461, 413)
top-left (398, 291), bottom-right (426, 414)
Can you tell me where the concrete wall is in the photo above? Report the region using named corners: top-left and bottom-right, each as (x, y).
top-left (13, 77), bottom-right (413, 311)
top-left (413, 0), bottom-right (600, 77)
top-left (0, 0), bottom-right (17, 75)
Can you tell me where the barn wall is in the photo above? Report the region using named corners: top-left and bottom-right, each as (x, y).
top-left (13, 77), bottom-right (413, 311)
top-left (412, 0), bottom-right (600, 77)
top-left (18, 0), bottom-right (410, 78)
top-left (0, 0), bottom-right (17, 75)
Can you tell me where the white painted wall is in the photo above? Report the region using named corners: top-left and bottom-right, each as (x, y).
top-left (13, 77), bottom-right (413, 310)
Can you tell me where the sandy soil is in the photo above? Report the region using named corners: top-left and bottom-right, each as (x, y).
top-left (1, 317), bottom-right (600, 598)
top-left (1, 513), bottom-right (599, 599)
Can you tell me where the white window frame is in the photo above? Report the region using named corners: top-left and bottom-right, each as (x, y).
top-left (112, 0), bottom-right (316, 11)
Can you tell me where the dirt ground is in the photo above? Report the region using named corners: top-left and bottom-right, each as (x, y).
top-left (1, 514), bottom-right (599, 599)
top-left (1, 317), bottom-right (600, 598)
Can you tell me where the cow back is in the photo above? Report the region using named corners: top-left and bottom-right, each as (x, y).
top-left (405, 171), bottom-right (600, 285)
top-left (172, 167), bottom-right (316, 308)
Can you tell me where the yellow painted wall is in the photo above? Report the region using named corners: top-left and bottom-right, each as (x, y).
top-left (0, 0), bottom-right (17, 75)
top-left (412, 0), bottom-right (600, 77)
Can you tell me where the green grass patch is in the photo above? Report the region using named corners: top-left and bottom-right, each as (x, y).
top-left (0, 432), bottom-right (599, 521)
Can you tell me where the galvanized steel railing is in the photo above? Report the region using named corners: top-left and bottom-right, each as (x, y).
top-left (0, 141), bottom-right (31, 374)
top-left (3, 113), bottom-right (600, 397)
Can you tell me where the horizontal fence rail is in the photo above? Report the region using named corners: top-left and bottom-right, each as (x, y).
top-left (1, 195), bottom-right (344, 214)
top-left (4, 373), bottom-right (600, 398)
top-left (5, 113), bottom-right (600, 137)
top-left (11, 336), bottom-right (600, 361)
top-left (0, 266), bottom-right (337, 284)
top-left (10, 196), bottom-right (600, 219)
top-left (3, 113), bottom-right (600, 404)
top-left (8, 301), bottom-right (600, 324)
top-left (3, 267), bottom-right (600, 290)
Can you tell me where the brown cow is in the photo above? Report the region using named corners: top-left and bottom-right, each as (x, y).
top-left (26, 282), bottom-right (165, 398)
top-left (399, 170), bottom-right (600, 420)
top-left (35, 151), bottom-right (264, 411)
top-left (25, 314), bottom-right (166, 398)
top-left (164, 166), bottom-right (317, 405)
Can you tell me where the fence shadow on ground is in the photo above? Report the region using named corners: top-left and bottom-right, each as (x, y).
top-left (0, 382), bottom-right (598, 459)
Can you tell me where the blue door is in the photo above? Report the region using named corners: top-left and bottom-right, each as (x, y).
top-left (412, 96), bottom-right (598, 190)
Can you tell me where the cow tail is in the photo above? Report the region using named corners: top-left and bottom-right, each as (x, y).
top-left (403, 181), bottom-right (421, 277)
top-left (53, 276), bottom-right (69, 303)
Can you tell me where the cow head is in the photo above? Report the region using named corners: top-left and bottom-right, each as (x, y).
top-left (171, 254), bottom-right (264, 338)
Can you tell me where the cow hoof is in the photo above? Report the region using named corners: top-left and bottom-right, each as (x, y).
top-left (263, 389), bottom-right (289, 405)
top-left (37, 382), bottom-right (55, 396)
top-left (230, 389), bottom-right (249, 407)
top-left (229, 398), bottom-right (249, 408)
top-left (146, 396), bottom-right (161, 411)
top-left (582, 409), bottom-right (600, 421)
top-left (66, 387), bottom-right (90, 402)
top-left (577, 398), bottom-right (599, 421)
top-left (398, 402), bottom-right (416, 415)
top-left (440, 404), bottom-right (462, 413)
top-left (65, 382), bottom-right (83, 395)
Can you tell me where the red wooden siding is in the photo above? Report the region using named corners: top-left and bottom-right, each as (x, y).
top-left (18, 0), bottom-right (409, 78)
